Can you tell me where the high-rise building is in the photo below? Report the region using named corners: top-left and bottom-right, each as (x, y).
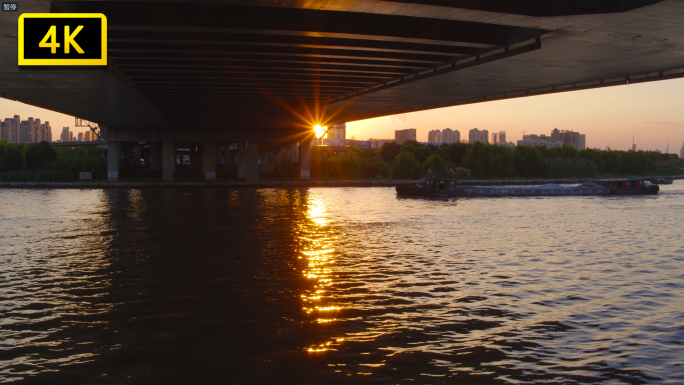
top-left (680, 142), bottom-right (684, 160)
top-left (480, 129), bottom-right (489, 144)
top-left (517, 134), bottom-right (562, 148)
top-left (78, 132), bottom-right (84, 141)
top-left (395, 128), bottom-right (416, 144)
top-left (84, 130), bottom-right (92, 142)
top-left (20, 120), bottom-right (30, 143)
top-left (440, 128), bottom-right (459, 144)
top-left (45, 121), bottom-right (52, 142)
top-left (499, 131), bottom-right (506, 143)
top-left (551, 128), bottom-right (585, 150)
top-left (468, 128), bottom-right (480, 144)
top-left (491, 132), bottom-right (498, 144)
top-left (1, 117), bottom-right (15, 143)
top-left (428, 129), bottom-right (442, 143)
top-left (60, 127), bottom-right (72, 142)
top-left (325, 122), bottom-right (346, 146)
top-left (12, 115), bottom-right (19, 143)
top-left (0, 115), bottom-right (52, 143)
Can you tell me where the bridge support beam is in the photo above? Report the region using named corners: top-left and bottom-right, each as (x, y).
top-left (237, 141), bottom-right (247, 180)
top-left (300, 141), bottom-right (311, 180)
top-left (290, 142), bottom-right (298, 163)
top-left (203, 141), bottom-right (216, 181)
top-left (150, 142), bottom-right (162, 172)
top-left (162, 140), bottom-right (175, 181)
top-left (275, 148), bottom-right (283, 169)
top-left (247, 142), bottom-right (259, 182)
top-left (107, 141), bottom-right (120, 181)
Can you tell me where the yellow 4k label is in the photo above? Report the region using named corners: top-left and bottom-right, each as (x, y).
top-left (18, 13), bottom-right (106, 65)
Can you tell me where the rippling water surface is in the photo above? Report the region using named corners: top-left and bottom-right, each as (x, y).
top-left (1, 185), bottom-right (683, 384)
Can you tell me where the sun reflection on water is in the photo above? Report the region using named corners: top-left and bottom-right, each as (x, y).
top-left (299, 198), bottom-right (344, 352)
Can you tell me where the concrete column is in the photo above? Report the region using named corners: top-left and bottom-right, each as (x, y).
top-left (300, 141), bottom-right (311, 180)
top-left (107, 141), bottom-right (120, 181)
top-left (203, 141), bottom-right (216, 181)
top-left (190, 142), bottom-right (198, 167)
top-left (172, 146), bottom-right (177, 172)
top-left (199, 142), bottom-right (206, 175)
top-left (162, 141), bottom-right (175, 181)
top-left (237, 141), bottom-right (247, 180)
top-left (247, 142), bottom-right (259, 182)
top-left (274, 148), bottom-right (282, 169)
top-left (150, 142), bottom-right (162, 171)
top-left (290, 142), bottom-right (298, 163)
top-left (217, 145), bottom-right (225, 165)
top-left (263, 152), bottom-right (268, 166)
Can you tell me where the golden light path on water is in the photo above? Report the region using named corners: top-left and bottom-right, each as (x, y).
top-left (300, 198), bottom-right (344, 353)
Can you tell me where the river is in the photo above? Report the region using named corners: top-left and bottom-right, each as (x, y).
top-left (1, 185), bottom-right (682, 384)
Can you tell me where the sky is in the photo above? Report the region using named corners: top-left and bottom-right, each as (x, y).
top-left (1, 78), bottom-right (683, 153)
top-left (347, 78), bottom-right (684, 153)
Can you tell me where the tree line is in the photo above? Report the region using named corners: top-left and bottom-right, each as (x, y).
top-left (310, 140), bottom-right (682, 180)
top-left (1, 139), bottom-right (681, 182)
top-left (0, 140), bottom-right (107, 181)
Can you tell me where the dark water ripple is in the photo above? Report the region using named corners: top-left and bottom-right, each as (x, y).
top-left (0, 185), bottom-right (683, 384)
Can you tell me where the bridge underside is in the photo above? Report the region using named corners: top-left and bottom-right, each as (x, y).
top-left (0, 0), bottom-right (683, 180)
top-left (1, 0), bottom-right (683, 132)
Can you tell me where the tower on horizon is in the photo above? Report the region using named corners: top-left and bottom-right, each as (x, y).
top-left (632, 132), bottom-right (636, 151)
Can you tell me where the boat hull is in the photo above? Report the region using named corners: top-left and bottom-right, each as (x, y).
top-left (396, 185), bottom-right (658, 198)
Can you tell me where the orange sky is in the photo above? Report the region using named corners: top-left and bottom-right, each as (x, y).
top-left (1, 78), bottom-right (683, 153)
top-left (347, 78), bottom-right (684, 153)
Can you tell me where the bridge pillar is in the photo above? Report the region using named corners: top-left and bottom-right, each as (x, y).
top-left (162, 140), bottom-right (175, 181)
top-left (172, 146), bottom-right (177, 172)
top-left (262, 152), bottom-right (268, 166)
top-left (290, 142), bottom-right (298, 163)
top-left (203, 141), bottom-right (216, 181)
top-left (274, 148), bottom-right (282, 169)
top-left (237, 141), bottom-right (247, 180)
top-left (150, 142), bottom-right (162, 171)
top-left (107, 141), bottom-right (120, 181)
top-left (247, 142), bottom-right (259, 182)
top-left (300, 141), bottom-right (311, 180)
top-left (189, 142), bottom-right (198, 168)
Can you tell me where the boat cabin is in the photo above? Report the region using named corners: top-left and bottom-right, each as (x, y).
top-left (424, 178), bottom-right (458, 190)
top-left (596, 179), bottom-right (646, 190)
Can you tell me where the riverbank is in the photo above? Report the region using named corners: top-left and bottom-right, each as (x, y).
top-left (1, 176), bottom-right (681, 188)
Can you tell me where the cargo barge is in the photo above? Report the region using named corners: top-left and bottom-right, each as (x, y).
top-left (396, 178), bottom-right (659, 198)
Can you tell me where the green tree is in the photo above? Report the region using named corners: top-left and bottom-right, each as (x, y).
top-left (0, 144), bottom-right (23, 172)
top-left (390, 151), bottom-right (423, 180)
top-left (549, 144), bottom-right (578, 159)
top-left (338, 151), bottom-right (361, 180)
top-left (379, 141), bottom-right (401, 163)
top-left (24, 141), bottom-right (58, 171)
top-left (445, 142), bottom-right (470, 167)
top-left (512, 145), bottom-right (545, 176)
top-left (423, 154), bottom-right (448, 176)
top-left (356, 149), bottom-right (389, 179)
top-left (400, 140), bottom-right (433, 163)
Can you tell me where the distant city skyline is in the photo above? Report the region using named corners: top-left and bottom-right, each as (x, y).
top-left (1, 78), bottom-right (682, 153)
top-left (347, 79), bottom-right (684, 153)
